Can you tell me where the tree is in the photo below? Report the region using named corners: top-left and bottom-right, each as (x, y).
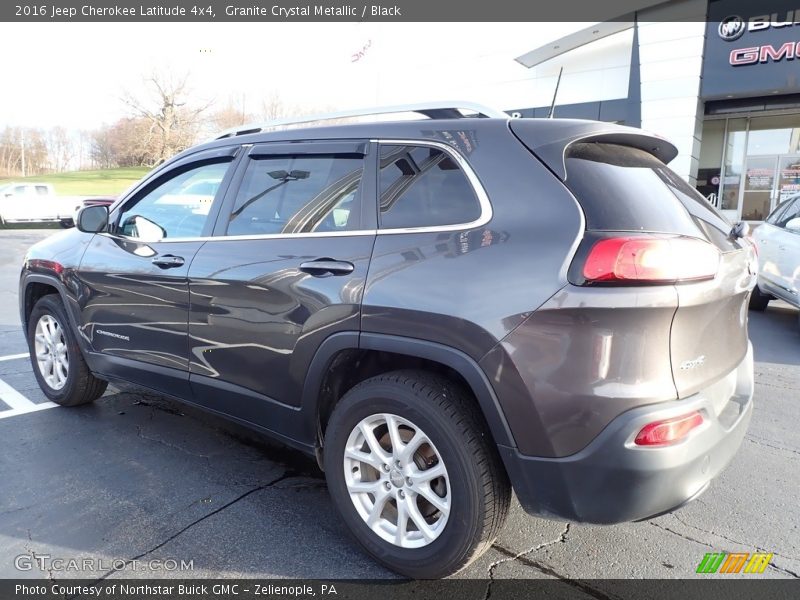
top-left (122, 70), bottom-right (210, 166)
top-left (208, 92), bottom-right (253, 132)
top-left (0, 127), bottom-right (47, 176)
top-left (90, 127), bottom-right (116, 169)
top-left (46, 127), bottom-right (75, 172)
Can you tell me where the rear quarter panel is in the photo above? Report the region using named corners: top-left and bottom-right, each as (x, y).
top-left (362, 122), bottom-right (584, 361)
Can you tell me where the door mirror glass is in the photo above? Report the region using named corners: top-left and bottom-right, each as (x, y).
top-left (121, 215), bottom-right (167, 242)
top-left (76, 205), bottom-right (108, 233)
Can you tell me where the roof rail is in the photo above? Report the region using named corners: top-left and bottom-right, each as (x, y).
top-left (212, 101), bottom-right (509, 140)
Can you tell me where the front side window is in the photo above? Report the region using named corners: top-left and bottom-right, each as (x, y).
top-left (117, 161), bottom-right (230, 241)
top-left (765, 198), bottom-right (795, 225)
top-left (378, 144), bottom-right (481, 230)
top-left (775, 197), bottom-right (800, 229)
top-left (227, 155), bottom-right (363, 236)
top-left (35, 186), bottom-right (49, 195)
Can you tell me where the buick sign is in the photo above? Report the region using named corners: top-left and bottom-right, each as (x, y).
top-left (719, 15), bottom-right (746, 41)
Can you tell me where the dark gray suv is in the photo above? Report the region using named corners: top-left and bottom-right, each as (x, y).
top-left (19, 104), bottom-right (757, 578)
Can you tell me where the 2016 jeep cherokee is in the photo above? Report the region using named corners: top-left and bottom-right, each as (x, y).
top-left (19, 103), bottom-right (757, 578)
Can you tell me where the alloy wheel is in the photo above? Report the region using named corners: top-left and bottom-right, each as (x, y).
top-left (343, 413), bottom-right (450, 548)
top-left (34, 314), bottom-right (69, 390)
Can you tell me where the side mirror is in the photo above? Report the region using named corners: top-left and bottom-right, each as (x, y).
top-left (730, 221), bottom-right (749, 239)
top-left (786, 217), bottom-right (800, 232)
top-left (76, 205), bottom-right (108, 233)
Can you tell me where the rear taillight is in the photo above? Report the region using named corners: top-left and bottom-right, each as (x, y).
top-left (582, 235), bottom-right (720, 284)
top-left (634, 411), bottom-right (704, 446)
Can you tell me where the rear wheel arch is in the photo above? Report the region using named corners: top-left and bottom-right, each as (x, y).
top-left (303, 332), bottom-right (516, 456)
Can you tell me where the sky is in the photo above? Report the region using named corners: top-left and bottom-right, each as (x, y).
top-left (0, 22), bottom-right (610, 131)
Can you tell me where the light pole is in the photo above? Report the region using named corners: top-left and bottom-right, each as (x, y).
top-left (20, 129), bottom-right (26, 177)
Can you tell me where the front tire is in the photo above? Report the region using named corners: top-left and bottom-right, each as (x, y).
top-left (323, 370), bottom-right (510, 578)
top-left (748, 285), bottom-right (771, 311)
top-left (27, 294), bottom-right (107, 406)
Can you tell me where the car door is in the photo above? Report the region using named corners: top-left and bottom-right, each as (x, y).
top-left (77, 146), bottom-right (241, 397)
top-left (186, 141), bottom-right (376, 429)
top-left (6, 185), bottom-right (33, 221)
top-left (773, 197), bottom-right (800, 304)
top-left (33, 185), bottom-right (58, 220)
top-left (756, 196), bottom-right (800, 304)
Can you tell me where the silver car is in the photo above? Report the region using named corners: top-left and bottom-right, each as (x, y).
top-left (750, 194), bottom-right (800, 327)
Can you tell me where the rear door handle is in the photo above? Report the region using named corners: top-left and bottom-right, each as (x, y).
top-left (152, 254), bottom-right (185, 269)
top-left (299, 259), bottom-right (355, 276)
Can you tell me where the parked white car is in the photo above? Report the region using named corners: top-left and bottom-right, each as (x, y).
top-left (0, 183), bottom-right (81, 226)
top-left (750, 194), bottom-right (800, 327)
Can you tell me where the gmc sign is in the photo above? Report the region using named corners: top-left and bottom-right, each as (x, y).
top-left (702, 0), bottom-right (800, 99)
top-left (723, 10), bottom-right (800, 66)
top-left (730, 41), bottom-right (800, 65)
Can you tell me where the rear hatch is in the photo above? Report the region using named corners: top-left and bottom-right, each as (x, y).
top-left (511, 120), bottom-right (757, 400)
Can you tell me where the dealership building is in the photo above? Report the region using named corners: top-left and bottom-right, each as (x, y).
top-left (503, 0), bottom-right (800, 223)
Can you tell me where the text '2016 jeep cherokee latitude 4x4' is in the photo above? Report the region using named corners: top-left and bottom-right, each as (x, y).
top-left (20, 103), bottom-right (757, 578)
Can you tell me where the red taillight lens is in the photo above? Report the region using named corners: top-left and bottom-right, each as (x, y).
top-left (634, 411), bottom-right (704, 446)
top-left (582, 236), bottom-right (719, 284)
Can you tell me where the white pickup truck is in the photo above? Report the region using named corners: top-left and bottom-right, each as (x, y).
top-left (0, 183), bottom-right (82, 226)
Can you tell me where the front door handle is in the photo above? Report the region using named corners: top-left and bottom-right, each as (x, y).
top-left (299, 258), bottom-right (355, 276)
top-left (152, 254), bottom-right (185, 269)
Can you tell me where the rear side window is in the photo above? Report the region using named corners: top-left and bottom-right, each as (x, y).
top-left (227, 155), bottom-right (363, 236)
top-left (379, 144), bottom-right (480, 229)
top-left (564, 143), bottom-right (733, 245)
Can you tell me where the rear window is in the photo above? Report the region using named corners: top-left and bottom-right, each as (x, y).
top-left (564, 143), bottom-right (734, 246)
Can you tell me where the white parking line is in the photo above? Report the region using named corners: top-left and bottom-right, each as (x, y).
top-left (0, 353), bottom-right (29, 362)
top-left (0, 378), bottom-right (57, 419)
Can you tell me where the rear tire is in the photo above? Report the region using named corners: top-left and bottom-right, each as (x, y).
top-left (323, 370), bottom-right (510, 578)
top-left (748, 285), bottom-right (771, 311)
top-left (27, 294), bottom-right (107, 406)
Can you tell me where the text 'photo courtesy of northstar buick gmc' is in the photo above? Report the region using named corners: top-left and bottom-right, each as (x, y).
top-left (18, 103), bottom-right (758, 578)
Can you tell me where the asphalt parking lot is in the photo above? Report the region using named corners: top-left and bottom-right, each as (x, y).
top-left (0, 229), bottom-right (798, 586)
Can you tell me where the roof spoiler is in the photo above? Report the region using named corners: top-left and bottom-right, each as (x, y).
top-left (509, 119), bottom-right (679, 181)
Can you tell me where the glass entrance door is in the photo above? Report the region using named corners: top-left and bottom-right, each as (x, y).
top-left (741, 156), bottom-right (778, 221)
top-left (777, 155), bottom-right (800, 204)
top-left (739, 154), bottom-right (800, 220)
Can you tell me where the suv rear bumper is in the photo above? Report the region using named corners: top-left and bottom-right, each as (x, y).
top-left (499, 342), bottom-right (754, 524)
